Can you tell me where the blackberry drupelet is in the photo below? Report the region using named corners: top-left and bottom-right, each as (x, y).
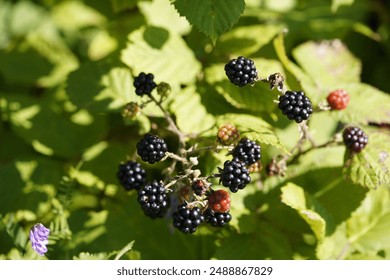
top-left (117, 160), bottom-right (147, 191)
top-left (278, 90), bottom-right (313, 123)
top-left (232, 138), bottom-right (261, 165)
top-left (136, 133), bottom-right (168, 164)
top-left (343, 126), bottom-right (368, 153)
top-left (224, 56), bottom-right (258, 87)
top-left (133, 72), bottom-right (157, 96)
top-left (218, 160), bottom-right (251, 193)
top-left (172, 204), bottom-right (205, 234)
top-left (137, 181), bottom-right (170, 219)
top-left (204, 208), bottom-right (232, 227)
top-left (191, 179), bottom-right (209, 196)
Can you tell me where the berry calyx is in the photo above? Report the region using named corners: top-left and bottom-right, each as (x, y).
top-left (117, 160), bottom-right (147, 191)
top-left (208, 189), bottom-right (231, 213)
top-left (327, 89), bottom-right (350, 110)
top-left (133, 72), bottom-right (157, 96)
top-left (137, 181), bottom-right (170, 219)
top-left (224, 56), bottom-right (258, 87)
top-left (204, 208), bottom-right (232, 227)
top-left (172, 204), bottom-right (205, 234)
top-left (232, 138), bottom-right (261, 165)
top-left (136, 133), bottom-right (168, 164)
top-left (342, 126), bottom-right (368, 153)
top-left (217, 123), bottom-right (240, 145)
top-left (217, 160), bottom-right (251, 193)
top-left (278, 90), bottom-right (313, 123)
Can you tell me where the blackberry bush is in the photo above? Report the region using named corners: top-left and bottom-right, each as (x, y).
top-left (117, 160), bottom-right (147, 191)
top-left (278, 90), bottom-right (313, 123)
top-left (217, 160), bottom-right (251, 193)
top-left (343, 126), bottom-right (369, 153)
top-left (172, 204), bottom-right (205, 234)
top-left (133, 72), bottom-right (157, 96)
top-left (224, 56), bottom-right (258, 87)
top-left (204, 208), bottom-right (232, 227)
top-left (137, 181), bottom-right (170, 219)
top-left (136, 133), bottom-right (168, 164)
top-left (232, 138), bottom-right (261, 165)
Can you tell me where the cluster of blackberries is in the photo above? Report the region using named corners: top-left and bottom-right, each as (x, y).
top-left (117, 133), bottom-right (170, 221)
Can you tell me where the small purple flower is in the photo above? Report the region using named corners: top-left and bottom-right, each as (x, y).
top-left (30, 223), bottom-right (50, 256)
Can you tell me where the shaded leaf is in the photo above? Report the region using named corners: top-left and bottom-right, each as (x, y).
top-left (281, 183), bottom-right (327, 241)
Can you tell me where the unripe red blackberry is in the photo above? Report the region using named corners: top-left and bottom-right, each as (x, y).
top-left (117, 160), bottom-right (147, 191)
top-left (343, 126), bottom-right (368, 153)
top-left (327, 89), bottom-right (350, 110)
top-left (278, 90), bottom-right (313, 123)
top-left (217, 160), bottom-right (251, 193)
top-left (217, 123), bottom-right (240, 145)
top-left (137, 181), bottom-right (170, 219)
top-left (136, 133), bottom-right (168, 164)
top-left (208, 189), bottom-right (231, 213)
top-left (232, 138), bottom-right (261, 165)
top-left (224, 56), bottom-right (258, 87)
top-left (204, 208), bottom-right (232, 227)
top-left (172, 204), bottom-right (205, 234)
top-left (133, 72), bottom-right (156, 96)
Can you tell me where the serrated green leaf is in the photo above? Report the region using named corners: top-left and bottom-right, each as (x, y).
top-left (347, 188), bottom-right (390, 253)
top-left (73, 252), bottom-right (109, 260)
top-left (67, 63), bottom-right (132, 112)
top-left (316, 223), bottom-right (348, 259)
top-left (121, 26), bottom-right (201, 86)
top-left (170, 86), bottom-right (215, 134)
top-left (138, 0), bottom-right (191, 35)
top-left (292, 40), bottom-right (361, 89)
top-left (173, 0), bottom-right (245, 41)
top-left (343, 131), bottom-right (390, 189)
top-left (216, 113), bottom-right (288, 153)
top-left (281, 183), bottom-right (327, 241)
top-left (110, 0), bottom-right (138, 13)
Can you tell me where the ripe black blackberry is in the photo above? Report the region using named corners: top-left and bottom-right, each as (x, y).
top-left (232, 138), bottom-right (261, 165)
top-left (224, 56), bottom-right (258, 87)
top-left (136, 133), bottom-right (168, 164)
top-left (278, 90), bottom-right (313, 123)
top-left (204, 208), bottom-right (232, 227)
top-left (191, 179), bottom-right (209, 196)
top-left (343, 126), bottom-right (368, 153)
top-left (117, 160), bottom-right (147, 191)
top-left (217, 160), bottom-right (251, 193)
top-left (133, 72), bottom-right (157, 96)
top-left (137, 181), bottom-right (170, 219)
top-left (172, 204), bottom-right (205, 234)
